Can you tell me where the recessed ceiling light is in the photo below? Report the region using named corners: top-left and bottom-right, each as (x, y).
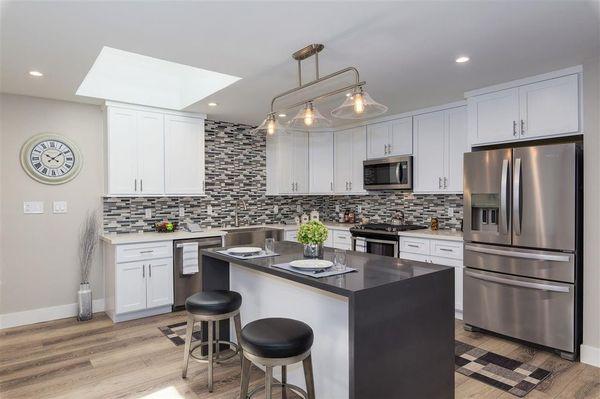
top-left (345, 93), bottom-right (352, 97)
top-left (29, 70), bottom-right (43, 77)
top-left (208, 102), bottom-right (218, 107)
top-left (278, 113), bottom-right (287, 118)
top-left (455, 56), bottom-right (470, 63)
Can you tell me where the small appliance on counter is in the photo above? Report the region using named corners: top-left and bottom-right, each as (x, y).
top-left (350, 222), bottom-right (426, 257)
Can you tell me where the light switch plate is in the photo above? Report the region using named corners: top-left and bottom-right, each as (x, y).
top-left (179, 206), bottom-right (185, 218)
top-left (207, 204), bottom-right (213, 215)
top-left (448, 207), bottom-right (454, 217)
top-left (23, 201), bottom-right (44, 214)
top-left (296, 205), bottom-right (302, 213)
top-left (273, 205), bottom-right (279, 213)
top-left (53, 201), bottom-right (67, 214)
top-left (145, 209), bottom-right (152, 219)
top-left (335, 205), bottom-right (340, 212)
top-left (357, 205), bottom-right (362, 213)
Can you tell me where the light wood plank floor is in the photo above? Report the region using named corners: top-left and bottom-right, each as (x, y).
top-left (0, 311), bottom-right (598, 398)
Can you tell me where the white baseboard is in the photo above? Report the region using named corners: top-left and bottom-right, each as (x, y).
top-left (580, 344), bottom-right (600, 367)
top-left (455, 309), bottom-right (463, 320)
top-left (0, 298), bottom-right (105, 329)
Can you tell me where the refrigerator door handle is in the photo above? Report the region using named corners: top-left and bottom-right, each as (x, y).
top-left (464, 244), bottom-right (571, 262)
top-left (500, 159), bottom-right (509, 235)
top-left (465, 270), bottom-right (570, 293)
top-left (514, 158), bottom-right (522, 236)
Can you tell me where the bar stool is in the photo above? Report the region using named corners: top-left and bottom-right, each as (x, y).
top-left (181, 290), bottom-right (243, 392)
top-left (239, 317), bottom-right (316, 399)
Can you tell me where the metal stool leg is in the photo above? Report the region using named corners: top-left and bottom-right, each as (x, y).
top-left (265, 366), bottom-right (273, 399)
top-left (233, 313), bottom-right (243, 367)
top-left (281, 365), bottom-right (288, 399)
top-left (303, 354), bottom-right (315, 399)
top-left (181, 314), bottom-right (194, 378)
top-left (215, 320), bottom-right (220, 357)
top-left (208, 320), bottom-right (214, 392)
top-left (240, 355), bottom-right (251, 399)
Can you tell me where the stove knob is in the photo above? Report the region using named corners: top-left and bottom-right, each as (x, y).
top-left (386, 227), bottom-right (393, 232)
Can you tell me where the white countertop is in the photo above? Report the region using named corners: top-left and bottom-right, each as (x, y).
top-left (272, 222), bottom-right (355, 231)
top-left (397, 229), bottom-right (463, 241)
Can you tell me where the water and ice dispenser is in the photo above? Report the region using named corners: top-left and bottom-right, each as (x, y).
top-left (470, 193), bottom-right (500, 232)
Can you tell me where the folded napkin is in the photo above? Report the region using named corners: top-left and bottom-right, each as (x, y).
top-left (181, 243), bottom-right (199, 274)
top-left (217, 250), bottom-right (279, 260)
top-left (272, 262), bottom-right (356, 279)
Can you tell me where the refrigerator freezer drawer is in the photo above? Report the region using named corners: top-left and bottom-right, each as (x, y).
top-left (464, 268), bottom-right (574, 353)
top-left (464, 243), bottom-right (574, 283)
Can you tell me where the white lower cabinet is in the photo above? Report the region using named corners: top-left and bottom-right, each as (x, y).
top-left (105, 241), bottom-right (174, 322)
top-left (399, 237), bottom-right (464, 314)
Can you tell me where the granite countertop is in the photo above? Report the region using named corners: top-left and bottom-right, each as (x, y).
top-left (202, 241), bottom-right (452, 297)
top-left (397, 229), bottom-right (463, 241)
top-left (272, 221), bottom-right (355, 231)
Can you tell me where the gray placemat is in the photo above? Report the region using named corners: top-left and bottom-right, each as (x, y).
top-left (273, 262), bottom-right (356, 278)
top-left (217, 250), bottom-right (279, 260)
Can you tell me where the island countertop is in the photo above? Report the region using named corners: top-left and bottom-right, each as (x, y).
top-left (201, 241), bottom-right (451, 298)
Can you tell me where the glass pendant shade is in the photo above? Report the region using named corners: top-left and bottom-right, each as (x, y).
top-left (253, 114), bottom-right (283, 135)
top-left (288, 102), bottom-right (332, 129)
top-left (331, 90), bottom-right (388, 119)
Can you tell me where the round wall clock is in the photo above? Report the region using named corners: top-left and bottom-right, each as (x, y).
top-left (20, 133), bottom-right (83, 185)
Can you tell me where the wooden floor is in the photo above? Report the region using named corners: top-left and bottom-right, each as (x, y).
top-left (0, 311), bottom-right (598, 399)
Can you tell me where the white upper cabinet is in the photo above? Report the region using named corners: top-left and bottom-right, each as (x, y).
top-left (164, 115), bottom-right (205, 195)
top-left (309, 132), bottom-right (334, 194)
top-left (266, 131), bottom-right (309, 195)
top-left (518, 74), bottom-right (579, 139)
top-left (414, 106), bottom-right (467, 194)
top-left (292, 132), bottom-right (309, 194)
top-left (467, 70), bottom-right (581, 146)
top-left (105, 102), bottom-right (205, 196)
top-left (367, 117), bottom-right (412, 159)
top-left (334, 126), bottom-right (366, 194)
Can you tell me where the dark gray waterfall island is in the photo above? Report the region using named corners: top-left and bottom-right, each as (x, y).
top-left (201, 241), bottom-right (454, 399)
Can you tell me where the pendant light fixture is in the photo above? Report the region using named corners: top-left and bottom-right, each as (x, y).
top-left (254, 44), bottom-right (387, 134)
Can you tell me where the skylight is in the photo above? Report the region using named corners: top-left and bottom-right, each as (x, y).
top-left (76, 46), bottom-right (241, 110)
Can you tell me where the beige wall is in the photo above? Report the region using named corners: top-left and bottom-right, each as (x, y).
top-left (583, 56), bottom-right (600, 356)
top-left (0, 94), bottom-right (104, 314)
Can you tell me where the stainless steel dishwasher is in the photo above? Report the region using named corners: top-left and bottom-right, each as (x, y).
top-left (173, 236), bottom-right (223, 310)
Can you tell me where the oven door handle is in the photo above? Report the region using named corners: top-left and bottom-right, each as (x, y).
top-left (352, 236), bottom-right (399, 258)
top-left (465, 270), bottom-right (570, 293)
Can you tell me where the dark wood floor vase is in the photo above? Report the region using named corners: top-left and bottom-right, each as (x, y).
top-left (0, 312), bottom-right (598, 399)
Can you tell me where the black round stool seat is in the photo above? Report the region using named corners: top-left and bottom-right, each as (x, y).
top-left (241, 317), bottom-right (314, 359)
top-left (185, 290), bottom-right (242, 316)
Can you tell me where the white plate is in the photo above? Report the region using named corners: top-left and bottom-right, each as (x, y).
top-left (227, 247), bottom-right (262, 256)
top-left (289, 259), bottom-right (333, 271)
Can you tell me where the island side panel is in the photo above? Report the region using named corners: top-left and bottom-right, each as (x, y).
top-left (200, 254), bottom-right (231, 348)
top-left (349, 268), bottom-right (455, 399)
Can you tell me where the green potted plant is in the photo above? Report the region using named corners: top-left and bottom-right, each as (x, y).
top-left (297, 220), bottom-right (328, 258)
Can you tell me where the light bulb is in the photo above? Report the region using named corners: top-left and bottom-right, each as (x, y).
top-left (353, 92), bottom-right (365, 114)
top-left (303, 105), bottom-right (314, 126)
top-left (267, 119), bottom-right (276, 135)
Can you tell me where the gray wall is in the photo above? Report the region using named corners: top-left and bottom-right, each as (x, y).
top-left (0, 94), bottom-right (104, 314)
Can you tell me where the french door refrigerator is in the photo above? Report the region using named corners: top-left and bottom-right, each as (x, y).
top-left (463, 142), bottom-right (583, 360)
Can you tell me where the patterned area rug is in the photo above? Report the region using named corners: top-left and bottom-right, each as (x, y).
top-left (455, 340), bottom-right (551, 397)
top-left (159, 321), bottom-right (201, 346)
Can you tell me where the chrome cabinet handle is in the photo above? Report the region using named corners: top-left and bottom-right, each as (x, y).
top-left (514, 158), bottom-right (522, 236)
top-left (443, 177), bottom-right (447, 189)
top-left (388, 144), bottom-right (392, 154)
top-left (345, 181), bottom-right (348, 190)
top-left (149, 264), bottom-right (152, 277)
top-left (134, 179), bottom-right (137, 192)
top-left (202, 180), bottom-right (205, 192)
top-left (439, 248), bottom-right (453, 252)
top-left (465, 270), bottom-right (570, 293)
top-left (521, 119), bottom-right (525, 135)
top-left (291, 182), bottom-right (294, 192)
top-left (407, 244), bottom-right (419, 248)
top-left (330, 182), bottom-right (333, 191)
top-left (513, 121), bottom-right (517, 136)
top-left (438, 177), bottom-right (442, 189)
top-left (384, 144), bottom-right (387, 154)
top-left (140, 179), bottom-right (143, 192)
top-left (142, 264), bottom-right (145, 278)
top-left (349, 181), bottom-right (352, 190)
top-left (140, 250), bottom-right (154, 254)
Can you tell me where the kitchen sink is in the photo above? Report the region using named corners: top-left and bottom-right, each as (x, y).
top-left (223, 226), bottom-right (284, 246)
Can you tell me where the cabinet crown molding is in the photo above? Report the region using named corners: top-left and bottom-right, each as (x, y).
top-left (104, 101), bottom-right (206, 119)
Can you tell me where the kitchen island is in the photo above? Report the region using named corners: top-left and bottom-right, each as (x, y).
top-left (201, 241), bottom-right (454, 399)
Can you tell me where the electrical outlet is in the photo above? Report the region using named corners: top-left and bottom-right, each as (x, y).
top-left (273, 205), bottom-right (279, 213)
top-left (23, 201), bottom-right (44, 214)
top-left (357, 205), bottom-right (362, 213)
top-left (179, 206), bottom-right (185, 218)
top-left (296, 205), bottom-right (302, 213)
top-left (335, 205), bottom-right (340, 212)
top-left (145, 209), bottom-right (152, 219)
top-left (448, 207), bottom-right (454, 217)
top-left (53, 201), bottom-right (67, 214)
top-left (207, 204), bottom-right (213, 215)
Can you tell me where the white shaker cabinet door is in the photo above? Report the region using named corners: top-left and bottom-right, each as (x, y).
top-left (389, 117), bottom-right (413, 156)
top-left (107, 107), bottom-right (138, 195)
top-left (116, 261), bottom-right (147, 314)
top-left (445, 107), bottom-right (468, 193)
top-left (137, 111), bottom-right (165, 195)
top-left (519, 74), bottom-right (579, 140)
top-left (350, 126), bottom-right (367, 193)
top-left (164, 115), bottom-right (205, 195)
top-left (413, 110), bottom-right (446, 192)
top-left (366, 122), bottom-right (389, 159)
top-left (309, 132), bottom-right (334, 194)
top-left (334, 129), bottom-right (353, 193)
top-left (146, 258), bottom-right (174, 309)
top-left (468, 88), bottom-right (520, 145)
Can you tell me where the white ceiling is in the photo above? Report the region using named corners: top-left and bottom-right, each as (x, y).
top-left (1, 1), bottom-right (599, 127)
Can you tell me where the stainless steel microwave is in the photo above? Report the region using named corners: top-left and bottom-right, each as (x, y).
top-left (363, 155), bottom-right (413, 190)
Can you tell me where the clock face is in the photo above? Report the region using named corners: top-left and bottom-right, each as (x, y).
top-left (20, 134), bottom-right (83, 184)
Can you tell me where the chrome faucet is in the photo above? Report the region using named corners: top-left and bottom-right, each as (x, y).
top-left (234, 199), bottom-right (247, 227)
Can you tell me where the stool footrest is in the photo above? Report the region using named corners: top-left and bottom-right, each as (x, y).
top-left (189, 340), bottom-right (240, 364)
top-left (246, 382), bottom-right (308, 399)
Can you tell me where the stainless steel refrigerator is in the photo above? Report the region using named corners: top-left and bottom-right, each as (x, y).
top-left (463, 142), bottom-right (583, 360)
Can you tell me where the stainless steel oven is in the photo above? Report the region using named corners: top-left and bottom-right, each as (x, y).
top-left (363, 155), bottom-right (413, 190)
top-left (352, 235), bottom-right (399, 257)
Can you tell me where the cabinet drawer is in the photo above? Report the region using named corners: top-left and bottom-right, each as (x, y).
top-left (399, 237), bottom-right (430, 255)
top-left (399, 252), bottom-right (430, 263)
top-left (116, 241), bottom-right (172, 263)
top-left (431, 240), bottom-right (463, 260)
top-left (284, 230), bottom-right (298, 242)
top-left (332, 230), bottom-right (352, 248)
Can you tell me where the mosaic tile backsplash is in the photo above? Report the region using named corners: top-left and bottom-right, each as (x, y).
top-left (103, 119), bottom-right (463, 233)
